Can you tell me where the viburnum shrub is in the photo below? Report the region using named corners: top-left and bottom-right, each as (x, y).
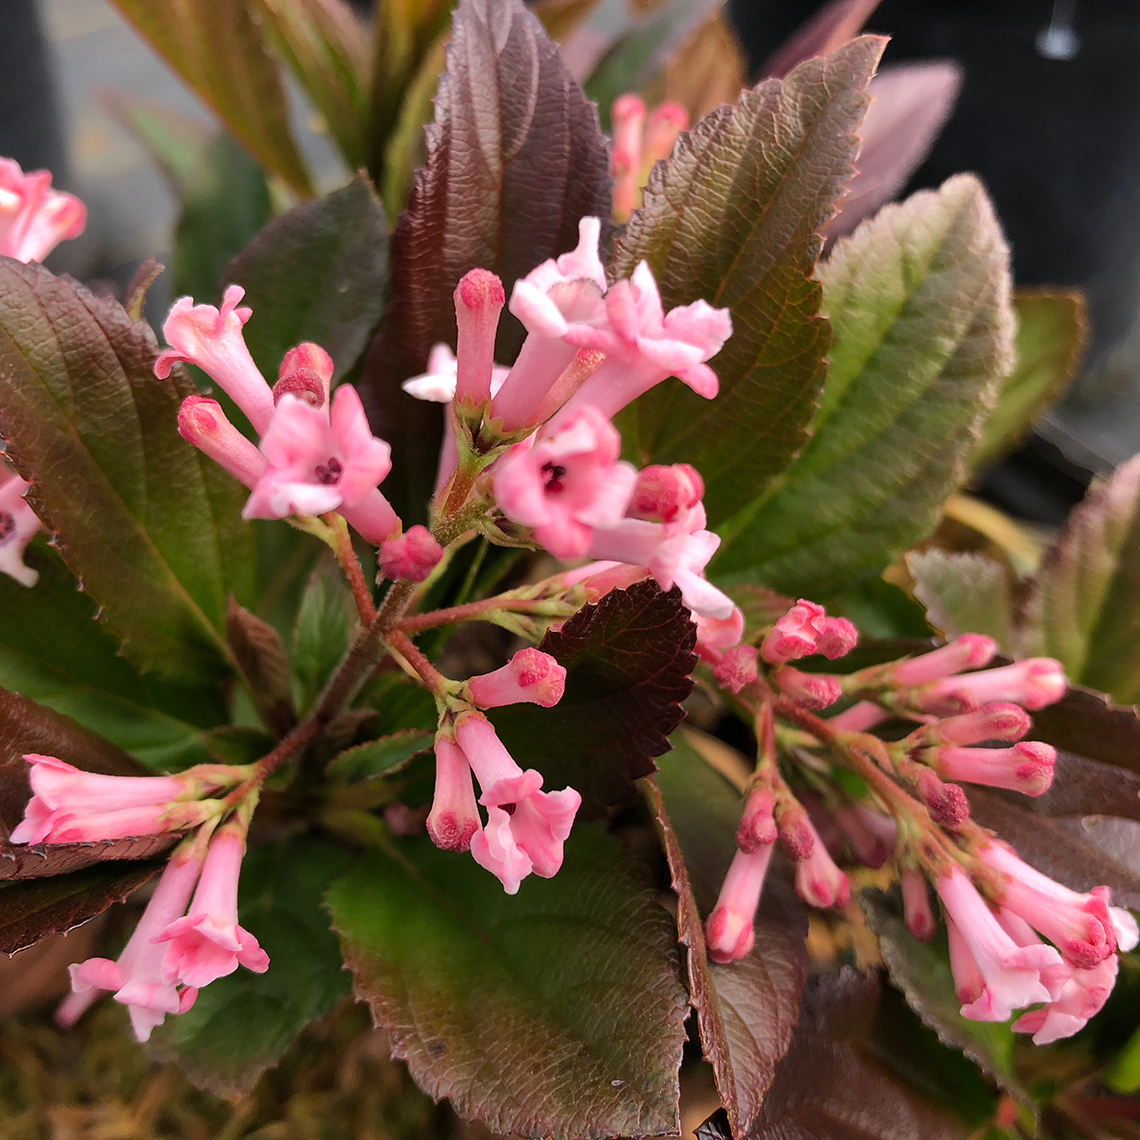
top-left (2, 0), bottom-right (1140, 1134)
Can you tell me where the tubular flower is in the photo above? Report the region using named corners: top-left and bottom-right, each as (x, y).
top-left (0, 470), bottom-right (42, 587)
top-left (156, 815), bottom-right (269, 989)
top-left (426, 735), bottom-right (481, 853)
top-left (916, 658), bottom-right (1067, 714)
top-left (243, 387), bottom-right (397, 537)
top-left (10, 754), bottom-right (229, 845)
top-left (705, 844), bottom-right (775, 963)
top-left (465, 648), bottom-right (567, 709)
top-left (0, 157), bottom-right (86, 263)
top-left (493, 406), bottom-right (638, 559)
top-left (60, 836), bottom-right (206, 1041)
top-left (923, 741), bottom-right (1056, 796)
top-left (155, 285), bottom-right (275, 435)
top-left (177, 396), bottom-right (267, 490)
top-left (379, 525), bottom-right (444, 583)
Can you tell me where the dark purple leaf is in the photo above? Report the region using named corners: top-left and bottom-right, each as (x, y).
top-left (489, 581), bottom-right (697, 816)
top-left (611, 37), bottom-right (884, 527)
top-left (1031, 685), bottom-right (1140, 772)
top-left (0, 834), bottom-right (178, 882)
top-left (652, 737), bottom-right (809, 1138)
top-left (0, 860), bottom-right (160, 955)
top-left (739, 968), bottom-right (967, 1140)
top-left (226, 597), bottom-right (296, 736)
top-left (0, 261), bottom-right (253, 682)
top-left (357, 0), bottom-right (612, 521)
top-left (826, 62), bottom-right (962, 240)
top-left (759, 0), bottom-right (882, 79)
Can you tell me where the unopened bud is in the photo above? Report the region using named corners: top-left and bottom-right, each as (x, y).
top-left (776, 801), bottom-right (816, 862)
top-left (815, 616), bottom-right (858, 660)
top-left (761, 599), bottom-right (825, 664)
top-left (912, 767), bottom-right (970, 826)
top-left (832, 805), bottom-right (895, 868)
top-left (642, 102), bottom-right (688, 171)
top-left (274, 342), bottom-right (333, 407)
top-left (628, 464), bottom-right (704, 524)
top-left (177, 395), bottom-right (267, 489)
top-left (926, 702), bottom-right (1032, 746)
top-left (795, 836), bottom-right (850, 909)
top-left (714, 645), bottom-right (758, 694)
top-left (736, 785), bottom-right (777, 852)
top-left (774, 666), bottom-right (842, 710)
top-left (893, 634), bottom-right (997, 687)
top-left (453, 268), bottom-right (506, 409)
top-left (379, 525), bottom-right (443, 583)
top-left (902, 867), bottom-right (936, 941)
top-left (466, 648), bottom-right (567, 710)
top-left (927, 740), bottom-right (1056, 797)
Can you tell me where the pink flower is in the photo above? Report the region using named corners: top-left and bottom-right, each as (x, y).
top-left (713, 645), bottom-right (758, 694)
top-left (453, 269), bottom-right (506, 411)
top-left (831, 804), bottom-right (895, 868)
top-left (490, 218), bottom-right (610, 433)
top-left (455, 713), bottom-right (581, 893)
top-left (1013, 956), bottom-right (1119, 1045)
top-left (736, 784), bottom-right (777, 852)
top-left (560, 260), bottom-right (732, 418)
top-left (772, 666), bottom-right (842, 710)
top-left (937, 864), bottom-right (1060, 1021)
top-left (156, 819), bottom-right (269, 988)
top-left (705, 844), bottom-right (775, 963)
top-left (379, 525), bottom-right (443, 582)
top-left (0, 158), bottom-right (85, 263)
top-left (426, 735), bottom-right (481, 852)
top-left (466, 648), bottom-right (567, 709)
top-left (611, 94), bottom-right (647, 223)
top-left (893, 634), bottom-right (997, 687)
top-left (827, 701), bottom-right (890, 733)
top-left (925, 741), bottom-right (1056, 796)
top-left (902, 868), bottom-right (936, 941)
top-left (177, 396), bottom-right (267, 490)
top-left (274, 343), bottom-right (333, 408)
top-left (0, 470), bottom-right (42, 587)
top-left (627, 464), bottom-right (704, 526)
top-left (493, 406), bottom-right (637, 559)
top-left (794, 817), bottom-right (850, 909)
top-left (922, 703), bottom-right (1032, 746)
top-left (10, 754), bottom-right (222, 845)
top-left (918, 658), bottom-right (1067, 715)
top-left (243, 387), bottom-right (397, 539)
top-left (980, 841), bottom-right (1119, 968)
top-left (642, 103), bottom-right (689, 171)
top-left (694, 606), bottom-right (745, 665)
top-left (61, 839), bottom-right (205, 1041)
top-left (155, 286), bottom-right (275, 435)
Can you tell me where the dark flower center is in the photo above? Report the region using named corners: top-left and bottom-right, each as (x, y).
top-left (0, 511), bottom-right (14, 544)
top-left (314, 457), bottom-right (343, 485)
top-left (541, 462), bottom-right (567, 494)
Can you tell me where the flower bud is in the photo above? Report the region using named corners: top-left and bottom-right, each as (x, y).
top-left (713, 645), bottom-right (758, 694)
top-left (466, 648), bottom-right (567, 709)
top-left (453, 268), bottom-right (506, 409)
top-left (379, 526), bottom-right (443, 582)
top-left (274, 342), bottom-right (333, 407)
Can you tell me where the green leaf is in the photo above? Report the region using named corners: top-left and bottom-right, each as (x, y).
top-left (223, 176), bottom-right (387, 387)
top-left (152, 837), bottom-right (353, 1096)
top-left (611, 36), bottom-right (883, 529)
top-left (906, 549), bottom-right (1014, 649)
top-left (358, 0), bottom-right (613, 522)
top-left (1023, 455), bottom-right (1140, 704)
top-left (0, 548), bottom-right (222, 770)
top-left (0, 861), bottom-right (160, 955)
top-left (716, 173), bottom-right (1016, 595)
top-left (649, 737), bottom-right (810, 1139)
top-left (326, 728), bottom-right (433, 781)
top-left (973, 290), bottom-right (1086, 470)
top-left (292, 556), bottom-right (356, 714)
top-left (0, 263), bottom-right (255, 684)
top-left (253, 0), bottom-right (372, 169)
top-left (105, 0), bottom-right (313, 196)
top-left (174, 132), bottom-right (272, 306)
top-left (488, 581), bottom-right (696, 816)
top-left (327, 827), bottom-right (687, 1140)
top-left (859, 888), bottom-right (1025, 1100)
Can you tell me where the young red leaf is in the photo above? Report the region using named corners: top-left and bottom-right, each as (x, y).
top-left (488, 581), bottom-right (697, 816)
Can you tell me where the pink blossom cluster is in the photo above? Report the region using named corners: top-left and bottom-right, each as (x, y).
top-left (159, 294), bottom-right (438, 571)
top-left (10, 755), bottom-right (265, 1041)
top-left (405, 218), bottom-right (736, 627)
top-left (428, 649), bottom-right (581, 894)
top-left (0, 157), bottom-right (86, 264)
top-left (699, 600), bottom-right (1137, 1044)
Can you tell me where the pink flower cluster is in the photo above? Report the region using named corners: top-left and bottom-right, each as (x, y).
top-left (10, 755), bottom-right (265, 1042)
top-left (427, 649), bottom-right (581, 894)
top-left (698, 601), bottom-right (1137, 1043)
top-left (160, 291), bottom-right (417, 561)
top-left (0, 157), bottom-right (86, 264)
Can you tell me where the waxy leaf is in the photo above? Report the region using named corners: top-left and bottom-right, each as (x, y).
top-left (328, 827), bottom-right (687, 1140)
top-left (717, 174), bottom-right (1016, 595)
top-left (860, 889), bottom-right (1024, 1099)
top-left (733, 969), bottom-right (966, 1140)
top-left (0, 860), bottom-right (160, 955)
top-left (224, 174), bottom-right (389, 381)
top-left (612, 36), bottom-right (882, 528)
top-left (906, 549), bottom-right (1014, 649)
top-left (152, 838), bottom-right (352, 1095)
top-left (489, 581), bottom-right (696, 816)
top-left (0, 549), bottom-right (224, 771)
top-left (651, 738), bottom-right (809, 1139)
top-left (973, 290), bottom-right (1087, 470)
top-left (174, 131), bottom-right (272, 306)
top-left (358, 0), bottom-right (612, 521)
top-left (0, 262), bottom-right (253, 682)
top-left (1023, 455), bottom-right (1140, 704)
top-left (105, 0), bottom-right (312, 196)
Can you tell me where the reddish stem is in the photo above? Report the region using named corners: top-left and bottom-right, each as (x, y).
top-left (397, 595), bottom-right (550, 634)
top-left (324, 512), bottom-right (376, 624)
